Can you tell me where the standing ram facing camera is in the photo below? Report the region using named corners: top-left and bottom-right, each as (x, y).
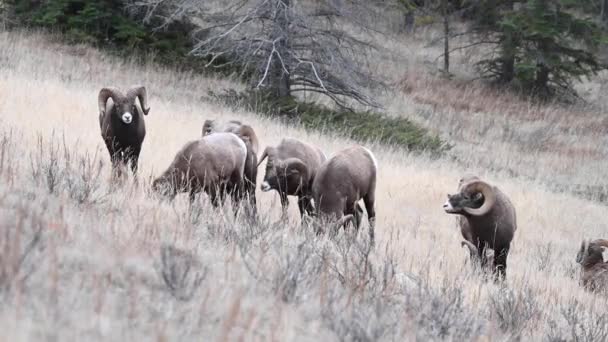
top-left (98, 86), bottom-right (150, 177)
top-left (443, 175), bottom-right (517, 280)
top-left (258, 138), bottom-right (327, 217)
top-left (152, 132), bottom-right (247, 210)
top-left (312, 145), bottom-right (377, 245)
top-left (576, 239), bottom-right (608, 294)
top-left (202, 120), bottom-right (259, 212)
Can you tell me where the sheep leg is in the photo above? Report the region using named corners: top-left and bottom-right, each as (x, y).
top-left (127, 146), bottom-right (141, 176)
top-left (363, 194), bottom-right (376, 246)
top-left (297, 195), bottom-right (315, 217)
top-left (353, 203), bottom-right (364, 230)
top-left (208, 187), bottom-right (221, 208)
top-left (493, 246), bottom-right (509, 280)
top-left (475, 242), bottom-right (487, 268)
top-left (244, 154), bottom-right (258, 208)
top-left (280, 192), bottom-right (289, 218)
top-left (297, 196), bottom-right (308, 217)
top-left (188, 188), bottom-right (198, 203)
top-left (229, 183), bottom-right (243, 217)
top-left (105, 140), bottom-right (122, 179)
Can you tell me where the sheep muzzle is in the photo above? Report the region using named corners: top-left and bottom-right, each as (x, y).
top-left (121, 112), bottom-right (133, 124)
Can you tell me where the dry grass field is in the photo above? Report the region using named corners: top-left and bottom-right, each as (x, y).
top-left (1, 29), bottom-right (608, 341)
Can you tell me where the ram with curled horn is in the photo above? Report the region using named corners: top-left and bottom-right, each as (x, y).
top-left (576, 238), bottom-right (608, 294)
top-left (98, 85), bottom-right (150, 177)
top-left (257, 138), bottom-right (327, 218)
top-left (443, 175), bottom-right (517, 280)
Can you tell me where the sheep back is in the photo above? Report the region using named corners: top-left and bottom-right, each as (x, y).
top-left (312, 146), bottom-right (376, 218)
top-left (154, 133), bottom-right (246, 194)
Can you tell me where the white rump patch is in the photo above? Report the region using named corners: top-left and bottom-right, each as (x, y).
top-left (121, 112), bottom-right (133, 124)
top-left (602, 246), bottom-right (608, 263)
top-left (260, 181), bottom-right (271, 192)
top-left (362, 146), bottom-right (378, 171)
top-left (442, 200), bottom-right (453, 212)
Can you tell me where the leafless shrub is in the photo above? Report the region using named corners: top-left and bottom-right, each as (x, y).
top-left (30, 134), bottom-right (62, 194)
top-left (272, 239), bottom-right (324, 303)
top-left (321, 288), bottom-right (402, 342)
top-left (63, 148), bottom-right (105, 204)
top-left (560, 300), bottom-right (608, 342)
top-left (0, 202), bottom-right (46, 296)
top-left (131, 0), bottom-right (383, 108)
top-left (407, 281), bottom-right (486, 340)
top-left (28, 135), bottom-right (106, 203)
top-left (0, 129), bottom-right (13, 179)
top-left (536, 242), bottom-right (553, 272)
top-left (158, 244), bottom-right (206, 301)
top-left (490, 286), bottom-right (540, 340)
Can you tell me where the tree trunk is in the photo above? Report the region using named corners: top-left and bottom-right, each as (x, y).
top-left (603, 0), bottom-right (608, 25)
top-left (499, 37), bottom-right (515, 83)
top-left (442, 0), bottom-right (449, 74)
top-left (404, 11), bottom-right (415, 34)
top-left (499, 0), bottom-right (515, 83)
top-left (269, 0), bottom-right (291, 99)
top-left (534, 64), bottom-right (550, 96)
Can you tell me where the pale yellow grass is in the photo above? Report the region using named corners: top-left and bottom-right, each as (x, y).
top-left (0, 30), bottom-right (607, 341)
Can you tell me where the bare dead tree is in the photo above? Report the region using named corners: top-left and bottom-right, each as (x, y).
top-left (129, 0), bottom-right (382, 108)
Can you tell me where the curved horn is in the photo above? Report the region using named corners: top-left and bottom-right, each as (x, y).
top-left (257, 146), bottom-right (275, 167)
top-left (127, 85), bottom-right (150, 115)
top-left (593, 239), bottom-right (608, 248)
top-left (283, 158), bottom-right (308, 175)
top-left (98, 87), bottom-right (122, 116)
top-left (462, 181), bottom-right (496, 216)
top-left (461, 240), bottom-right (478, 257)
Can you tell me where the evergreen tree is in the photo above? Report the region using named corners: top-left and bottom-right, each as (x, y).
top-left (472, 0), bottom-right (606, 98)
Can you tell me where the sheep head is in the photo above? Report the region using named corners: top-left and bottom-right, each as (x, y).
top-left (258, 146), bottom-right (309, 194)
top-left (98, 85), bottom-right (150, 125)
top-left (443, 179), bottom-right (496, 216)
top-left (576, 239), bottom-right (608, 267)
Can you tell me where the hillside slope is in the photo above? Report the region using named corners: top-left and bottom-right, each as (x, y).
top-left (0, 31), bottom-right (607, 341)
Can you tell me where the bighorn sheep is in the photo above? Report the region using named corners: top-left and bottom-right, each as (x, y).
top-left (258, 138), bottom-right (327, 217)
top-left (152, 132), bottom-right (247, 207)
top-left (443, 175), bottom-right (517, 279)
top-left (312, 146), bottom-right (377, 244)
top-left (576, 239), bottom-right (608, 293)
top-left (98, 86), bottom-right (150, 177)
top-left (202, 120), bottom-right (258, 210)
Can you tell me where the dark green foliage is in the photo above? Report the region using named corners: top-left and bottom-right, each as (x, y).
top-left (208, 89), bottom-right (450, 155)
top-left (471, 0), bottom-right (607, 98)
top-left (8, 0), bottom-right (196, 67)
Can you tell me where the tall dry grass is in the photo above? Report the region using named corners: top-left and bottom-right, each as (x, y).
top-left (0, 30), bottom-right (608, 341)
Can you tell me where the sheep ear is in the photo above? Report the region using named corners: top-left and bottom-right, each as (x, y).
top-left (601, 247), bottom-right (608, 262)
top-left (202, 120), bottom-right (214, 136)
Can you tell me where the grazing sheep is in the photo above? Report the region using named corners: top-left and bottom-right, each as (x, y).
top-left (98, 86), bottom-right (150, 177)
top-left (202, 120), bottom-right (259, 210)
top-left (443, 175), bottom-right (517, 279)
top-left (152, 132), bottom-right (247, 207)
top-left (312, 146), bottom-right (377, 244)
top-left (576, 239), bottom-right (608, 293)
top-left (258, 138), bottom-right (327, 217)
